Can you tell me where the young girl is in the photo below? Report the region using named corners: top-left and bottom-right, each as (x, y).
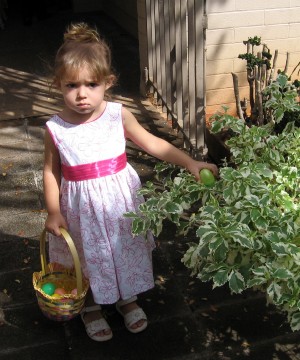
top-left (43, 22), bottom-right (218, 342)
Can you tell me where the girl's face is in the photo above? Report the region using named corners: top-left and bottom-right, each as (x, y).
top-left (59, 65), bottom-right (111, 122)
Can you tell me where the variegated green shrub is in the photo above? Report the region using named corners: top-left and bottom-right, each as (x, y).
top-left (126, 80), bottom-right (300, 329)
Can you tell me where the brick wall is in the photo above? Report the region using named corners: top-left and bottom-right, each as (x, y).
top-left (206, 0), bottom-right (300, 117)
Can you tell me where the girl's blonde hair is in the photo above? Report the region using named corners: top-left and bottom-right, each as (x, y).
top-left (53, 22), bottom-right (116, 87)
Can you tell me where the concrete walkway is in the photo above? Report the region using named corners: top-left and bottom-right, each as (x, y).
top-left (1, 7), bottom-right (300, 360)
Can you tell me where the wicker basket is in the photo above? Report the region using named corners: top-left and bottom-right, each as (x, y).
top-left (33, 228), bottom-right (89, 321)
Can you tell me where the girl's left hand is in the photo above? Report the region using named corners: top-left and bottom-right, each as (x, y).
top-left (188, 160), bottom-right (219, 181)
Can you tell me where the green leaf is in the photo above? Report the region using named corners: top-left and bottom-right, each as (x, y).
top-left (131, 217), bottom-right (150, 235)
top-left (199, 243), bottom-right (210, 257)
top-left (265, 231), bottom-right (281, 243)
top-left (213, 268), bottom-right (229, 288)
top-left (228, 270), bottom-right (245, 293)
top-left (257, 165), bottom-right (273, 178)
top-left (230, 229), bottom-right (254, 249)
top-left (277, 73), bottom-right (289, 88)
top-left (274, 108), bottom-right (285, 122)
top-left (214, 242), bottom-right (228, 262)
top-left (205, 263), bottom-right (227, 274)
top-left (240, 168), bottom-right (251, 178)
top-left (272, 268), bottom-right (293, 280)
top-left (244, 195), bottom-right (260, 207)
top-left (181, 244), bottom-right (199, 270)
top-left (269, 149), bottom-right (281, 163)
top-left (247, 277), bottom-right (267, 287)
top-left (267, 282), bottom-right (282, 304)
top-left (223, 187), bottom-right (236, 204)
top-left (290, 311), bottom-right (300, 331)
top-left (209, 236), bottom-right (224, 251)
top-left (250, 209), bottom-right (269, 230)
top-left (124, 211), bottom-right (138, 218)
top-left (164, 201), bottom-right (183, 214)
top-left (177, 220), bottom-right (192, 235)
top-left (271, 242), bottom-right (290, 256)
top-left (152, 220), bottom-right (163, 237)
top-left (252, 266), bottom-right (268, 277)
top-left (196, 225), bottom-right (218, 242)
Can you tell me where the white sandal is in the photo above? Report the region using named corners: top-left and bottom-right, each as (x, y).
top-left (80, 305), bottom-right (113, 341)
top-left (116, 296), bottom-right (148, 334)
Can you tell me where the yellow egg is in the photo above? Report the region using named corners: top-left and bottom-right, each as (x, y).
top-left (51, 293), bottom-right (61, 298)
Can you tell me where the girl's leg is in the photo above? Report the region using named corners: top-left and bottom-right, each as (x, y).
top-left (81, 290), bottom-right (112, 341)
top-left (116, 296), bottom-right (147, 333)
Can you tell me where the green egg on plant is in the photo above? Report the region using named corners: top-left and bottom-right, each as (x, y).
top-left (199, 168), bottom-right (215, 186)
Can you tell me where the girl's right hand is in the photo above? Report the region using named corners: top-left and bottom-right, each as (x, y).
top-left (45, 212), bottom-right (68, 237)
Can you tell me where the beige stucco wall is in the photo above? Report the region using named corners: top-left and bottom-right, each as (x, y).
top-left (205, 0), bottom-right (300, 117)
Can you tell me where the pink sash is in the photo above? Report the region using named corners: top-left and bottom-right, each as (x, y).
top-left (61, 153), bottom-right (127, 181)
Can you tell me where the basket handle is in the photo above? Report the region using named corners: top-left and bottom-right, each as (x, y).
top-left (40, 228), bottom-right (83, 295)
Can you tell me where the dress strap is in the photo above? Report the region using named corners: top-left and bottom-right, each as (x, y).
top-left (61, 153), bottom-right (127, 181)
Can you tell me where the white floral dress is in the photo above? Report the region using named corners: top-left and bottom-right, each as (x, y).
top-left (46, 102), bottom-right (155, 304)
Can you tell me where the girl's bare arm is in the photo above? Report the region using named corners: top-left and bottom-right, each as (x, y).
top-left (122, 107), bottom-right (218, 179)
top-left (43, 129), bottom-right (68, 236)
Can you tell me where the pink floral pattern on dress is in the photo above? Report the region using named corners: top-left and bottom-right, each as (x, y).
top-left (46, 102), bottom-right (155, 304)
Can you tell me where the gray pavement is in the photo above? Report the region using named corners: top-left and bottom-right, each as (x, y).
top-left (1, 6), bottom-right (300, 360)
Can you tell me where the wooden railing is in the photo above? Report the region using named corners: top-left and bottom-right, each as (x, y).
top-left (144, 0), bottom-right (207, 158)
